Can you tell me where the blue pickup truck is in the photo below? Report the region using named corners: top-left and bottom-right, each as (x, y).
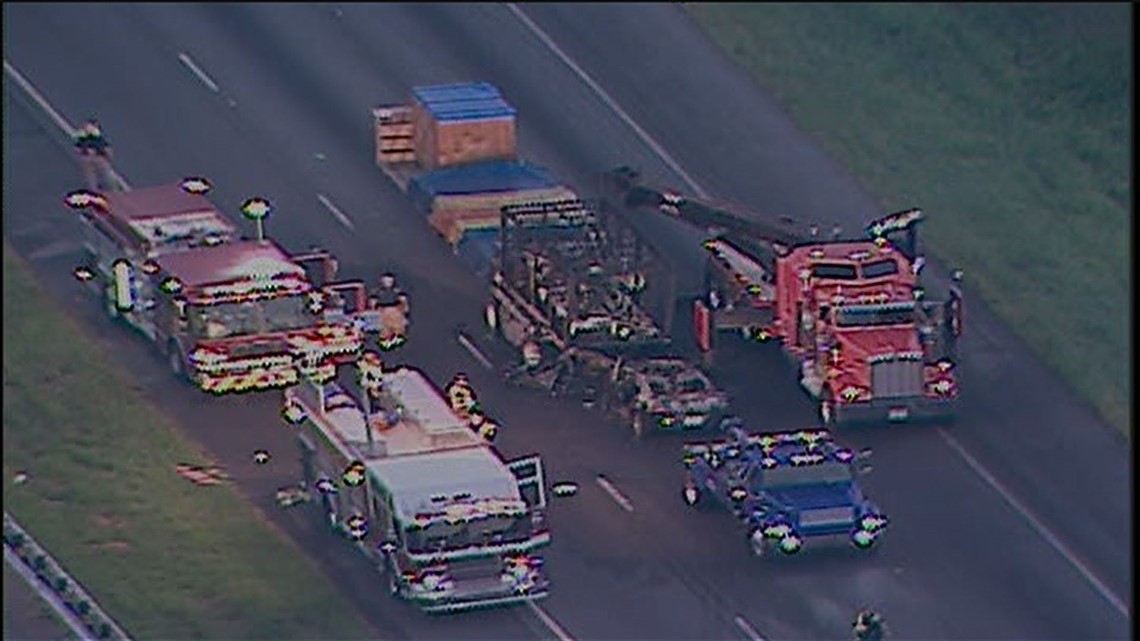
top-left (681, 420), bottom-right (887, 557)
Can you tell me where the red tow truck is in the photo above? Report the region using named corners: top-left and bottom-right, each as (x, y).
top-left (66, 178), bottom-right (374, 394)
top-left (603, 167), bottom-right (963, 426)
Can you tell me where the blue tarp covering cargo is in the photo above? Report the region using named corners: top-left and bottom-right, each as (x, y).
top-left (412, 82), bottom-right (503, 105)
top-left (426, 99), bottom-right (516, 123)
top-left (407, 161), bottom-right (560, 215)
top-left (412, 83), bottom-right (516, 123)
top-left (454, 228), bottom-right (501, 281)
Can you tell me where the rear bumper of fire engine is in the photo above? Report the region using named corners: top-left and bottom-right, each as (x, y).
top-left (411, 576), bottom-right (550, 614)
top-left (834, 395), bottom-right (958, 425)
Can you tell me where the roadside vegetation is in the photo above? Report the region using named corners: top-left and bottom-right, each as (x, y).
top-left (1, 241), bottom-right (374, 640)
top-left (687, 3), bottom-right (1131, 435)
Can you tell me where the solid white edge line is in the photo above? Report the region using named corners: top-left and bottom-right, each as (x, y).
top-left (733, 614), bottom-right (768, 641)
top-left (527, 601), bottom-right (576, 641)
top-left (4, 58), bottom-right (131, 191)
top-left (177, 52), bottom-right (220, 93)
top-left (938, 429), bottom-right (1130, 620)
top-left (456, 333), bottom-right (494, 370)
top-left (317, 193), bottom-right (356, 230)
top-left (504, 3), bottom-right (708, 198)
top-left (3, 59), bottom-right (74, 135)
top-left (5, 546), bottom-right (99, 641)
top-left (594, 475), bottom-right (634, 513)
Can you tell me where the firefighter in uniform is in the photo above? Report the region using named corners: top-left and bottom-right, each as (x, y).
top-left (620, 270), bottom-right (647, 303)
top-left (74, 119), bottom-right (114, 191)
top-left (370, 273), bottom-right (409, 349)
top-left (445, 373), bottom-right (478, 418)
top-left (372, 273), bottom-right (405, 307)
top-left (468, 411), bottom-right (499, 442)
top-left (852, 609), bottom-right (885, 641)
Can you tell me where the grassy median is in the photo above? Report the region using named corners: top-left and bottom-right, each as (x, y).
top-left (2, 241), bottom-right (374, 640)
top-left (687, 3), bottom-right (1131, 435)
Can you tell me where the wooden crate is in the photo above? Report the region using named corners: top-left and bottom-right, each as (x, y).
top-left (373, 106), bottom-right (416, 166)
top-left (412, 117), bottom-right (516, 169)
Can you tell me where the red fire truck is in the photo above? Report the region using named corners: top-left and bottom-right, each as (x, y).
top-left (603, 167), bottom-right (962, 427)
top-left (66, 179), bottom-right (371, 394)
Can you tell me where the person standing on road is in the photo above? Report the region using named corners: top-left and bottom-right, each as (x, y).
top-left (446, 373), bottom-right (479, 417)
top-left (853, 609), bottom-right (886, 641)
top-left (74, 118), bottom-right (115, 191)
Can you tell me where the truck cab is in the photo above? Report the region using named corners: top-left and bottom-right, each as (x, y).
top-left (682, 421), bottom-right (887, 558)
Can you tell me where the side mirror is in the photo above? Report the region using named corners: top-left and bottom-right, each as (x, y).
top-left (552, 482), bottom-right (579, 498)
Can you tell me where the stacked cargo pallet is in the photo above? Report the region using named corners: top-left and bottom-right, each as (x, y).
top-left (407, 160), bottom-right (577, 246)
top-left (410, 82), bottom-right (518, 170)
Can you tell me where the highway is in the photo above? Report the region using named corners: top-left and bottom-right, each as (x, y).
top-left (3, 3), bottom-right (1130, 640)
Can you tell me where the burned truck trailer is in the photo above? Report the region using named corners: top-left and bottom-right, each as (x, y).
top-left (486, 199), bottom-right (729, 436)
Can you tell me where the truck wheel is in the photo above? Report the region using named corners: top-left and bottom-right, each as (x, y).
top-left (749, 529), bottom-right (771, 558)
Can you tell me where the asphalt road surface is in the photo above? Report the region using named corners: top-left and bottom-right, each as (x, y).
top-left (3, 3), bottom-right (1130, 640)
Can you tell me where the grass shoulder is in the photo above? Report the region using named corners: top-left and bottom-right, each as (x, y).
top-left (2, 241), bottom-right (375, 640)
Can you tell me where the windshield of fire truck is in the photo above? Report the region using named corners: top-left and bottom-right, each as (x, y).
top-left (860, 259), bottom-right (899, 279)
top-left (834, 303), bottom-right (915, 328)
top-left (404, 514), bottom-right (530, 553)
top-left (760, 461), bottom-right (852, 488)
top-left (811, 263), bottom-right (858, 280)
top-left (190, 294), bottom-right (312, 339)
